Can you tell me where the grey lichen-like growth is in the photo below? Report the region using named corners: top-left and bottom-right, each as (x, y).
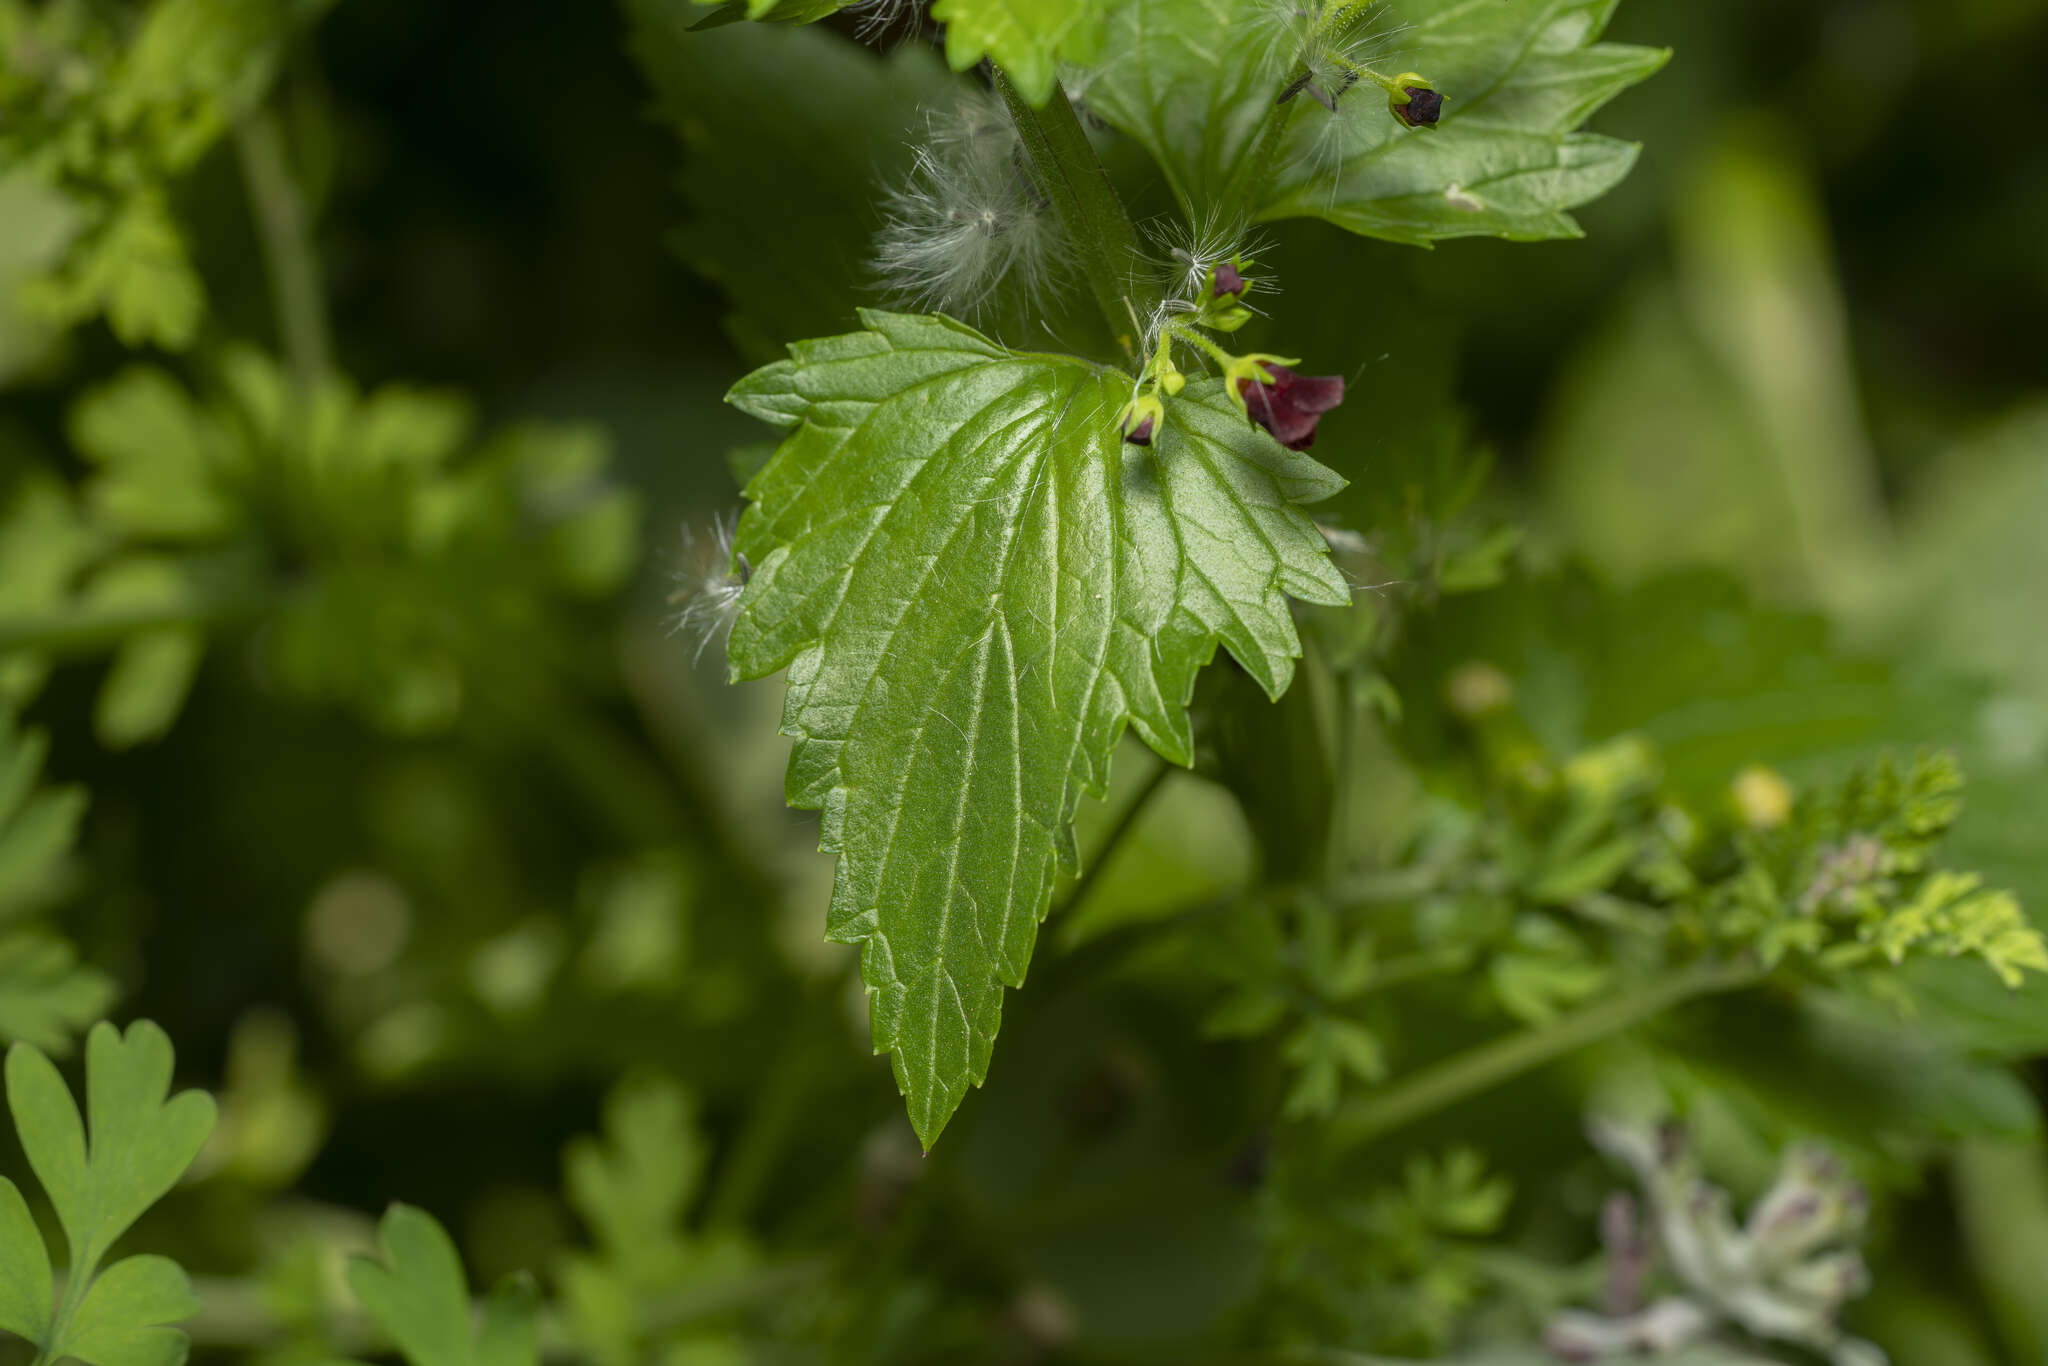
top-left (1545, 1119), bottom-right (1886, 1366)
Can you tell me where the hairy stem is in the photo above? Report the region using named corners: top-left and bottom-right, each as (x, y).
top-left (235, 108), bottom-right (332, 393)
top-left (1323, 957), bottom-right (1761, 1150)
top-left (995, 68), bottom-right (1144, 364)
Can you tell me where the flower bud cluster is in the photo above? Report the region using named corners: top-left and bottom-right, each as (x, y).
top-left (1544, 1119), bottom-right (1885, 1366)
top-left (1115, 255), bottom-right (1346, 452)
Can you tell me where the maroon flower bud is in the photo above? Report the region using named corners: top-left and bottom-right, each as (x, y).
top-left (1211, 261), bottom-right (1246, 299)
top-left (1234, 365), bottom-right (1344, 450)
top-left (1396, 86), bottom-right (1444, 127)
top-left (1117, 392), bottom-right (1164, 446)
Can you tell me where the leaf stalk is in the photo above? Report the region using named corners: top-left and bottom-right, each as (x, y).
top-left (994, 68), bottom-right (1144, 365)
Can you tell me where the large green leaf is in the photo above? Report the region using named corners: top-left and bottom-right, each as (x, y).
top-left (726, 310), bottom-right (1348, 1143)
top-left (929, 0), bottom-right (1106, 105)
top-left (1085, 0), bottom-right (1666, 243)
top-left (629, 0), bottom-right (955, 363)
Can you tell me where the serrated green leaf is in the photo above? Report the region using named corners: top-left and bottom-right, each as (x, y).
top-left (930, 0), bottom-right (1104, 105)
top-left (727, 309), bottom-right (1347, 1144)
top-left (349, 1205), bottom-right (539, 1366)
top-left (1085, 0), bottom-right (1664, 243)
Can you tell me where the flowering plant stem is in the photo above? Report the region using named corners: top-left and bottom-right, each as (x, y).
top-left (993, 67), bottom-right (1143, 365)
top-left (1322, 957), bottom-right (1763, 1151)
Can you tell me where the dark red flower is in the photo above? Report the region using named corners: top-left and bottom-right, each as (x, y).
top-left (1211, 261), bottom-right (1246, 299)
top-left (1235, 365), bottom-right (1344, 450)
top-left (1395, 86), bottom-right (1444, 127)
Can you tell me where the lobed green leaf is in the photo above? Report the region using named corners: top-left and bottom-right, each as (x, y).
top-left (0, 1021), bottom-right (214, 1366)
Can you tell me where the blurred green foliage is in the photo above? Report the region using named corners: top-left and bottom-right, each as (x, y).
top-left (0, 0), bottom-right (2044, 1362)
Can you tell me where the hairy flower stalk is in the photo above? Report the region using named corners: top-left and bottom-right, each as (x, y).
top-left (1113, 261), bottom-right (1345, 451)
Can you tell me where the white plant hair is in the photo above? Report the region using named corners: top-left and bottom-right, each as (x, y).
top-left (668, 511), bottom-right (749, 665)
top-left (1147, 212), bottom-right (1271, 304)
top-left (1131, 213), bottom-right (1272, 376)
top-left (1255, 0), bottom-right (1408, 89)
top-left (873, 94), bottom-right (1067, 320)
top-left (847, 0), bottom-right (919, 41)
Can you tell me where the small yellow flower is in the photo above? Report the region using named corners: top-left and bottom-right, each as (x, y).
top-left (1732, 765), bottom-right (1794, 829)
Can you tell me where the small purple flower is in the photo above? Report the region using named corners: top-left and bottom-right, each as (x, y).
top-left (1211, 261), bottom-right (1246, 299)
top-left (1235, 365), bottom-right (1345, 450)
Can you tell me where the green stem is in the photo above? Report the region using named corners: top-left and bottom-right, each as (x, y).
top-left (1323, 957), bottom-right (1760, 1150)
top-left (1218, 95), bottom-right (1303, 229)
top-left (1363, 946), bottom-right (1471, 991)
top-left (994, 68), bottom-right (1144, 364)
top-left (185, 1259), bottom-right (831, 1357)
top-left (0, 587), bottom-right (284, 657)
top-left (235, 108), bottom-right (332, 393)
top-left (703, 1021), bottom-right (822, 1229)
top-left (33, 1256), bottom-right (98, 1366)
